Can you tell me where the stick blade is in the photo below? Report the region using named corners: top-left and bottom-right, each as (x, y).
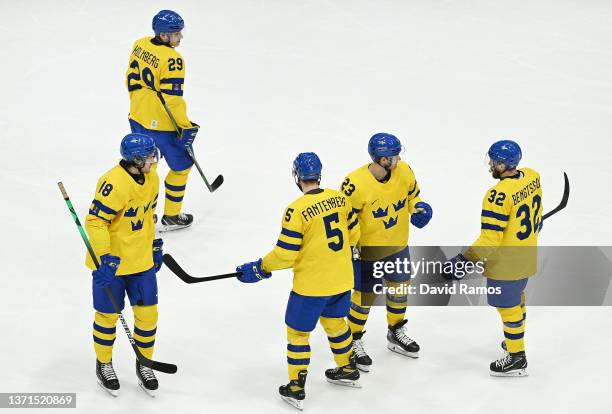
top-left (163, 253), bottom-right (199, 283)
top-left (135, 346), bottom-right (177, 374)
top-left (209, 175), bottom-right (224, 192)
top-left (139, 356), bottom-right (178, 374)
top-left (163, 253), bottom-right (241, 284)
top-left (542, 172), bottom-right (570, 221)
top-left (560, 172), bottom-right (570, 208)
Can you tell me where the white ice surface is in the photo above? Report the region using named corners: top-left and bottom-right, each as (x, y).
top-left (1, 1), bottom-right (611, 413)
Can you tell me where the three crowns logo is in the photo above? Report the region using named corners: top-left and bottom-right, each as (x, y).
top-left (131, 220), bottom-right (143, 231)
top-left (125, 207), bottom-right (139, 217)
top-left (393, 198), bottom-right (406, 212)
top-left (372, 206), bottom-right (388, 219)
top-left (383, 216), bottom-right (398, 229)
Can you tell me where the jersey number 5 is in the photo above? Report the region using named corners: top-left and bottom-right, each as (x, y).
top-left (323, 212), bottom-right (344, 252)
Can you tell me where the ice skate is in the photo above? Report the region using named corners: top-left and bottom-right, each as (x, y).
top-left (136, 361), bottom-right (159, 397)
top-left (96, 360), bottom-right (120, 397)
top-left (490, 352), bottom-right (528, 377)
top-left (325, 353), bottom-right (361, 388)
top-left (387, 320), bottom-right (420, 358)
top-left (160, 212), bottom-right (193, 232)
top-left (352, 331), bottom-right (372, 372)
top-left (279, 370), bottom-right (306, 410)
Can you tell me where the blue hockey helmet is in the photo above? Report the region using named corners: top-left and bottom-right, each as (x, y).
top-left (292, 152), bottom-right (322, 181)
top-left (488, 139), bottom-right (522, 169)
top-left (120, 133), bottom-right (159, 164)
top-left (152, 10), bottom-right (184, 36)
top-left (368, 133), bottom-right (402, 161)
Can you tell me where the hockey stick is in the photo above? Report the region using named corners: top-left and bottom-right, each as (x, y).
top-left (163, 253), bottom-right (241, 284)
top-left (542, 172), bottom-right (570, 221)
top-left (58, 182), bottom-right (178, 374)
top-left (156, 91), bottom-right (224, 192)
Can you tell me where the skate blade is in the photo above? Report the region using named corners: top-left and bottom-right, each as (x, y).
top-left (387, 343), bottom-right (419, 359)
top-left (490, 369), bottom-right (529, 377)
top-left (97, 379), bottom-right (119, 397)
top-left (326, 378), bottom-right (362, 388)
top-left (159, 223), bottom-right (193, 233)
top-left (138, 380), bottom-right (157, 398)
top-left (356, 364), bottom-right (370, 373)
top-left (280, 396), bottom-right (303, 410)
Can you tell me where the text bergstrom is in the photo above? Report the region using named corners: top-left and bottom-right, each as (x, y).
top-left (372, 258), bottom-right (486, 278)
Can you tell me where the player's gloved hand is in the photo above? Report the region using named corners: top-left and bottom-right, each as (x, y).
top-left (177, 122), bottom-right (199, 148)
top-left (442, 253), bottom-right (466, 280)
top-left (153, 238), bottom-right (164, 272)
top-left (351, 246), bottom-right (361, 261)
top-left (93, 254), bottom-right (121, 288)
top-left (236, 258), bottom-right (271, 283)
top-left (411, 202), bottom-right (433, 228)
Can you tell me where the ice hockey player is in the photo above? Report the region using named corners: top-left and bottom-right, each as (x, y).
top-left (126, 9), bottom-right (199, 231)
top-left (236, 153), bottom-right (362, 410)
top-left (341, 132), bottom-right (433, 372)
top-left (444, 140), bottom-right (542, 377)
top-left (340, 133), bottom-right (433, 372)
top-left (85, 133), bottom-right (164, 397)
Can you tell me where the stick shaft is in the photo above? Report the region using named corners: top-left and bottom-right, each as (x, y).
top-left (156, 92), bottom-right (217, 192)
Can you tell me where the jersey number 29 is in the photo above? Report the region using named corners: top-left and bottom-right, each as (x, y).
top-left (127, 59), bottom-right (155, 91)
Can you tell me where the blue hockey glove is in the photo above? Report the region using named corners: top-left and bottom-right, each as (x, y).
top-left (93, 254), bottom-right (121, 288)
top-left (153, 238), bottom-right (164, 272)
top-left (236, 258), bottom-right (271, 283)
top-left (411, 202), bottom-right (433, 228)
top-left (442, 253), bottom-right (466, 280)
top-left (177, 122), bottom-right (199, 148)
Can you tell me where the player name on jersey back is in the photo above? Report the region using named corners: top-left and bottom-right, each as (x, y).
top-left (300, 196), bottom-right (346, 222)
top-left (131, 44), bottom-right (160, 68)
top-left (511, 177), bottom-right (541, 206)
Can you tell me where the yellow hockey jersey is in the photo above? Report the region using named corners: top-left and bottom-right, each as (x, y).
top-left (126, 36), bottom-right (191, 131)
top-left (85, 164), bottom-right (159, 275)
top-left (262, 188), bottom-right (361, 297)
top-left (464, 167), bottom-right (543, 280)
top-left (341, 161), bottom-right (422, 259)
